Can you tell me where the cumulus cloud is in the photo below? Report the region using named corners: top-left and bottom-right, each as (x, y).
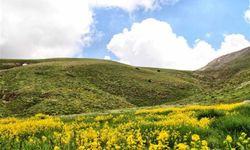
top-left (107, 18), bottom-right (250, 70)
top-left (1, 0), bottom-right (167, 59)
top-left (89, 0), bottom-right (179, 12)
top-left (1, 0), bottom-right (93, 58)
top-left (244, 8), bottom-right (250, 23)
top-left (217, 34), bottom-right (250, 56)
top-left (104, 55), bottom-right (111, 60)
top-left (89, 0), bottom-right (156, 12)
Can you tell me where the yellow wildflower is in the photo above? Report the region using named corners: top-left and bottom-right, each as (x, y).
top-left (78, 146), bottom-right (85, 150)
top-left (177, 143), bottom-right (189, 150)
top-left (157, 130), bottom-right (169, 142)
top-left (199, 118), bottom-right (211, 128)
top-left (42, 136), bottom-right (47, 142)
top-left (226, 135), bottom-right (233, 143)
top-left (28, 137), bottom-right (35, 144)
top-left (201, 140), bottom-right (208, 146)
top-left (192, 134), bottom-right (200, 142)
top-left (94, 114), bottom-right (113, 122)
top-left (54, 146), bottom-right (60, 150)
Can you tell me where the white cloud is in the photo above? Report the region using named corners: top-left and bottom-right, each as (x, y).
top-left (217, 34), bottom-right (250, 56)
top-left (244, 7), bottom-right (250, 23)
top-left (104, 55), bottom-right (111, 60)
top-left (107, 18), bottom-right (250, 70)
top-left (0, 0), bottom-right (93, 58)
top-left (1, 0), bottom-right (166, 59)
top-left (89, 0), bottom-right (156, 12)
top-left (89, 0), bottom-right (179, 12)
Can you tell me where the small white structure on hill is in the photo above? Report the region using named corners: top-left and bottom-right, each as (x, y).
top-left (243, 100), bottom-right (250, 103)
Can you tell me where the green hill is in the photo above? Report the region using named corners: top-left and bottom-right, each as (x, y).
top-left (0, 47), bottom-right (249, 116)
top-left (186, 47), bottom-right (250, 104)
top-left (0, 59), bottom-right (204, 116)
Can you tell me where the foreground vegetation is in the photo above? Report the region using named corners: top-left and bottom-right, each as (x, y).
top-left (0, 103), bottom-right (249, 149)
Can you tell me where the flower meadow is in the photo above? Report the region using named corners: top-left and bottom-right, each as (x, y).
top-left (0, 103), bottom-right (250, 150)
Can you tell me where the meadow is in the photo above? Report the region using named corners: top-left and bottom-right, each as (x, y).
top-left (0, 103), bottom-right (250, 150)
top-left (1, 57), bottom-right (250, 117)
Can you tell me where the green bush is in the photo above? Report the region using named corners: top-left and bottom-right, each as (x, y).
top-left (196, 109), bottom-right (225, 120)
top-left (175, 125), bottom-right (222, 148)
top-left (232, 104), bottom-right (250, 117)
top-left (155, 110), bottom-right (172, 115)
top-left (211, 115), bottom-right (250, 135)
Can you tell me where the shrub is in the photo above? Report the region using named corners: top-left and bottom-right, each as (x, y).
top-left (211, 115), bottom-right (250, 135)
top-left (232, 104), bottom-right (250, 117)
top-left (196, 109), bottom-right (225, 120)
top-left (155, 110), bottom-right (172, 115)
top-left (176, 125), bottom-right (222, 148)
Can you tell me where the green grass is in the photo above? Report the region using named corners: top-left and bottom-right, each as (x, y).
top-left (232, 104), bottom-right (250, 116)
top-left (0, 59), bottom-right (204, 116)
top-left (0, 103), bottom-right (249, 149)
top-left (211, 115), bottom-right (250, 134)
top-left (209, 104), bottom-right (250, 147)
top-left (196, 109), bottom-right (225, 120)
top-left (0, 47), bottom-right (250, 116)
top-left (192, 47), bottom-right (250, 103)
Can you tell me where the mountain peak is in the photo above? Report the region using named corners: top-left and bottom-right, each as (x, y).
top-left (200, 46), bottom-right (250, 71)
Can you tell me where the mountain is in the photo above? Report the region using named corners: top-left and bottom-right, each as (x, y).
top-left (200, 47), bottom-right (250, 72)
top-left (188, 46), bottom-right (250, 104)
top-left (0, 47), bottom-right (249, 116)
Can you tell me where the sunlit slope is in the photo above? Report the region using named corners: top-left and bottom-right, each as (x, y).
top-left (200, 47), bottom-right (250, 73)
top-left (0, 47), bottom-right (249, 116)
top-left (0, 59), bottom-right (202, 116)
top-left (188, 47), bottom-right (250, 103)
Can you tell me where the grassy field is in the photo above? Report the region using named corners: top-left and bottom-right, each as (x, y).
top-left (0, 58), bottom-right (205, 116)
top-left (191, 47), bottom-right (250, 104)
top-left (0, 48), bottom-right (249, 149)
top-left (0, 103), bottom-right (249, 149)
top-left (0, 47), bottom-right (250, 117)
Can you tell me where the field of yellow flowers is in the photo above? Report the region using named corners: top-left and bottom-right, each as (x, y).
top-left (0, 103), bottom-right (250, 150)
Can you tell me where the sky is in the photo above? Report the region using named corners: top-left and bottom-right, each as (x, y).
top-left (0, 0), bottom-right (250, 70)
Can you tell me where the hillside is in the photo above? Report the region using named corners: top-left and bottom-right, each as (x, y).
top-left (0, 47), bottom-right (250, 116)
top-left (0, 59), bottom-right (204, 116)
top-left (200, 47), bottom-right (250, 72)
top-left (186, 47), bottom-right (250, 104)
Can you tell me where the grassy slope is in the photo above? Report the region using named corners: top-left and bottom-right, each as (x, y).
top-left (0, 47), bottom-right (249, 116)
top-left (187, 47), bottom-right (250, 104)
top-left (0, 59), bottom-right (203, 116)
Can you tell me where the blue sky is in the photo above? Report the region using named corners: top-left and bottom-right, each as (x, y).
top-left (1, 0), bottom-right (250, 70)
top-left (85, 0), bottom-right (250, 60)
